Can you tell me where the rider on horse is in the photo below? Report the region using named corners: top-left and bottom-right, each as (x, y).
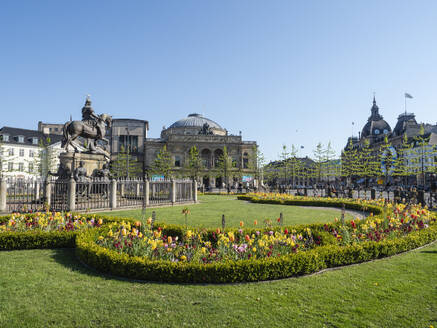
top-left (82, 96), bottom-right (103, 139)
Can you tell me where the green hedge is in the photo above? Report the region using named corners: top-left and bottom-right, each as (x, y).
top-left (75, 224), bottom-right (437, 283)
top-left (237, 195), bottom-right (383, 215)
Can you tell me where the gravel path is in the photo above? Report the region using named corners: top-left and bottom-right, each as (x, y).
top-left (298, 206), bottom-right (368, 220)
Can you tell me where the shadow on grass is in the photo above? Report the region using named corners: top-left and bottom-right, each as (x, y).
top-left (50, 249), bottom-right (105, 278)
top-left (420, 250), bottom-right (437, 254)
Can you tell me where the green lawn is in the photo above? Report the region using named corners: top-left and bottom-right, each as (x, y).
top-left (99, 195), bottom-right (356, 228)
top-left (0, 242), bottom-right (435, 327)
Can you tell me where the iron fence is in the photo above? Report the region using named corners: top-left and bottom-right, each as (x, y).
top-left (149, 180), bottom-right (172, 205)
top-left (75, 178), bottom-right (111, 211)
top-left (5, 177), bottom-right (45, 213)
top-left (176, 180), bottom-right (193, 202)
top-left (117, 179), bottom-right (144, 208)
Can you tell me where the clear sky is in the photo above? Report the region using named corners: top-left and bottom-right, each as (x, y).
top-left (1, 0), bottom-right (437, 162)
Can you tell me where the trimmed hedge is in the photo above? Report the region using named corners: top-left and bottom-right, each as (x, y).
top-left (75, 224), bottom-right (437, 283)
top-left (237, 194), bottom-right (383, 215)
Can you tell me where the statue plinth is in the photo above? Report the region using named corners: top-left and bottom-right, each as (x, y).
top-left (60, 152), bottom-right (108, 177)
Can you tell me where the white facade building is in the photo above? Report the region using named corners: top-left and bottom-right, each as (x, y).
top-left (0, 127), bottom-right (63, 180)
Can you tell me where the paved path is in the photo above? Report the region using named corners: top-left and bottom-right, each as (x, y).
top-left (298, 206), bottom-right (368, 220)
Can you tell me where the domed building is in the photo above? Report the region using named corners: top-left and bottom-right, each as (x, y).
top-left (145, 113), bottom-right (258, 189)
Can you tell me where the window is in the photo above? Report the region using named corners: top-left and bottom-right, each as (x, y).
top-left (28, 163), bottom-right (34, 173)
top-left (18, 136), bottom-right (24, 143)
top-left (383, 129), bottom-right (389, 134)
top-left (119, 135), bottom-right (139, 152)
top-left (29, 150), bottom-right (34, 157)
top-left (9, 148), bottom-right (14, 156)
top-left (1, 134), bottom-right (9, 142)
top-left (32, 138), bottom-right (39, 145)
top-left (19, 149), bottom-right (24, 157)
top-left (374, 129), bottom-right (380, 135)
top-left (8, 162), bottom-right (13, 171)
top-left (19, 163), bottom-right (24, 171)
top-left (174, 156), bottom-right (181, 167)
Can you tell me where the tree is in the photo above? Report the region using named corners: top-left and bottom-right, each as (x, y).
top-left (312, 142), bottom-right (325, 183)
top-left (185, 146), bottom-right (203, 181)
top-left (392, 133), bottom-right (413, 184)
top-left (323, 141), bottom-right (337, 183)
top-left (111, 145), bottom-right (143, 178)
top-left (34, 137), bottom-right (58, 178)
top-left (152, 145), bottom-right (172, 179)
top-left (341, 139), bottom-right (359, 187)
top-left (248, 145), bottom-right (265, 186)
top-left (216, 146), bottom-right (233, 190)
top-left (279, 145), bottom-right (290, 185)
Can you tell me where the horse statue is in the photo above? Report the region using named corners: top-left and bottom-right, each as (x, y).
top-left (61, 113), bottom-right (112, 157)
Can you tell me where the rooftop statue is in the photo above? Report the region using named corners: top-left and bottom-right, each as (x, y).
top-left (199, 122), bottom-right (213, 135)
top-left (61, 96), bottom-right (112, 159)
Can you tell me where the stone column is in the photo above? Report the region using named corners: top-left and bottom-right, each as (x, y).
top-left (136, 181), bottom-right (141, 197)
top-left (0, 178), bottom-right (7, 213)
top-left (193, 180), bottom-right (198, 203)
top-left (68, 177), bottom-right (76, 211)
top-left (170, 179), bottom-right (176, 204)
top-left (120, 182), bottom-right (125, 198)
top-left (44, 179), bottom-right (52, 209)
top-left (110, 179), bottom-right (117, 209)
top-left (145, 179), bottom-right (150, 206)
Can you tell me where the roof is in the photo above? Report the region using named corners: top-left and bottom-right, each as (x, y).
top-left (0, 126), bottom-right (63, 146)
top-left (393, 113), bottom-right (418, 136)
top-left (168, 113), bottom-right (223, 129)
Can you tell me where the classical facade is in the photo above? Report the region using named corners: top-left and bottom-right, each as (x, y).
top-left (145, 113), bottom-right (257, 188)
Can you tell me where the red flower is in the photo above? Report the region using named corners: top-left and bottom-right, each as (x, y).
top-left (284, 228), bottom-right (289, 235)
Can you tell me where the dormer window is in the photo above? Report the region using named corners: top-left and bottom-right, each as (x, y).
top-left (32, 137), bottom-right (39, 145)
top-left (383, 129), bottom-right (389, 134)
top-left (374, 129), bottom-right (380, 135)
top-left (1, 134), bottom-right (9, 142)
top-left (18, 135), bottom-right (24, 143)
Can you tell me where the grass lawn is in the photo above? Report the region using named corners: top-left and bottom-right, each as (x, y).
top-left (98, 195), bottom-right (356, 228)
top-left (0, 242), bottom-right (435, 327)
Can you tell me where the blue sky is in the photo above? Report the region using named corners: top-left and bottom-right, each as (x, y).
top-left (1, 0), bottom-right (437, 162)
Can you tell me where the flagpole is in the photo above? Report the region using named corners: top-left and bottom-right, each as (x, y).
top-left (405, 94), bottom-right (407, 115)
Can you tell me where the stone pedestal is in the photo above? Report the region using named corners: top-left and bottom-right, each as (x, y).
top-left (60, 152), bottom-right (107, 177)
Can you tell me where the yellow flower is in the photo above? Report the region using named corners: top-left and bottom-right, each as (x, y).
top-left (180, 255), bottom-right (187, 261)
top-left (201, 247), bottom-right (207, 254)
top-left (108, 230), bottom-right (113, 237)
top-left (252, 247), bottom-right (256, 252)
top-left (138, 232), bottom-right (143, 238)
top-left (135, 221), bottom-right (141, 227)
top-left (146, 217), bottom-right (152, 225)
top-left (98, 218), bottom-right (103, 225)
top-left (98, 236), bottom-right (104, 241)
top-left (168, 236), bottom-right (173, 244)
top-left (239, 221), bottom-right (244, 227)
top-left (186, 230), bottom-right (192, 239)
top-left (121, 228), bottom-right (127, 236)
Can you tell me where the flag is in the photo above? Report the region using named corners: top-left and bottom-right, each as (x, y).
top-left (405, 93), bottom-right (413, 99)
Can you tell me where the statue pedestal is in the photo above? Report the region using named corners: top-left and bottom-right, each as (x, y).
top-left (60, 152), bottom-right (108, 177)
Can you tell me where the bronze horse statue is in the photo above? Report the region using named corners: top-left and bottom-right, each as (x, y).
top-left (61, 113), bottom-right (112, 153)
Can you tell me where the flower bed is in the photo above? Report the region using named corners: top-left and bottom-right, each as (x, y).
top-left (2, 194), bottom-right (437, 283)
top-left (76, 198), bottom-right (437, 283)
top-left (0, 212), bottom-right (136, 250)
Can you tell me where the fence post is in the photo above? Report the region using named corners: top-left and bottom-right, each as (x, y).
top-left (193, 180), bottom-right (198, 203)
top-left (0, 178), bottom-right (6, 213)
top-left (68, 177), bottom-right (76, 211)
top-left (44, 179), bottom-right (52, 209)
top-left (136, 181), bottom-right (141, 197)
top-left (145, 179), bottom-right (150, 206)
top-left (120, 181), bottom-right (125, 198)
top-left (371, 188), bottom-right (376, 200)
top-left (171, 179), bottom-right (176, 204)
top-left (110, 179), bottom-right (117, 209)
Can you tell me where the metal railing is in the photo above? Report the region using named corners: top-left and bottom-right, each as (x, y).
top-left (1, 177), bottom-right (195, 213)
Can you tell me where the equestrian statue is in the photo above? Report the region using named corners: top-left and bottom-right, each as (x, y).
top-left (61, 96), bottom-right (112, 159)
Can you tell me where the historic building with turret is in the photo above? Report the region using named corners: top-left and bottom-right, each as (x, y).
top-left (345, 96), bottom-right (437, 186)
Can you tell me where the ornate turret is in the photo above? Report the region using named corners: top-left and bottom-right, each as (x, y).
top-left (361, 96), bottom-right (392, 139)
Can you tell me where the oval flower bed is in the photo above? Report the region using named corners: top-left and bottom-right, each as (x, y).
top-left (75, 199), bottom-right (437, 283)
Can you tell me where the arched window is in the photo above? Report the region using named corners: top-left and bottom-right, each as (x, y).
top-left (201, 149), bottom-right (211, 168)
top-left (243, 152), bottom-right (249, 169)
top-left (214, 149), bottom-right (223, 167)
top-left (174, 155), bottom-right (181, 167)
top-left (374, 129), bottom-right (380, 135)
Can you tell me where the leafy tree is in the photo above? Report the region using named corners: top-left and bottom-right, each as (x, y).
top-left (151, 145), bottom-right (173, 179)
top-left (341, 139), bottom-right (359, 186)
top-left (279, 145), bottom-right (290, 185)
top-left (216, 146), bottom-right (233, 189)
top-left (111, 145), bottom-right (143, 178)
top-left (312, 142), bottom-right (325, 183)
top-left (185, 146), bottom-right (203, 181)
top-left (248, 145), bottom-right (265, 186)
top-left (323, 141), bottom-right (337, 182)
top-left (34, 137), bottom-right (58, 178)
top-left (392, 133), bottom-right (412, 183)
